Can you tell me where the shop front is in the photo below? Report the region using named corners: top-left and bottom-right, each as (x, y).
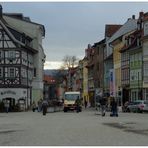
top-left (0, 88), bottom-right (30, 111)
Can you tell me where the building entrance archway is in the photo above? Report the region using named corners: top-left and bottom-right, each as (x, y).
top-left (2, 98), bottom-right (15, 112)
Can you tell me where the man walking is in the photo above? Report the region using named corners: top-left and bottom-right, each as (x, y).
top-left (42, 100), bottom-right (48, 115)
top-left (99, 97), bottom-right (107, 116)
top-left (110, 98), bottom-right (118, 117)
top-left (75, 96), bottom-right (81, 113)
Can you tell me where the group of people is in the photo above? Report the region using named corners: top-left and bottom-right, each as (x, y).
top-left (32, 99), bottom-right (48, 115)
top-left (99, 97), bottom-right (118, 117)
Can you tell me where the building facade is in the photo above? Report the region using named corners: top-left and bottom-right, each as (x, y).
top-left (43, 75), bottom-right (56, 100)
top-left (104, 25), bottom-right (122, 96)
top-left (86, 44), bottom-right (95, 106)
top-left (142, 12), bottom-right (148, 101)
top-left (109, 16), bottom-right (137, 105)
top-left (81, 56), bottom-right (89, 104)
top-left (0, 6), bottom-right (45, 110)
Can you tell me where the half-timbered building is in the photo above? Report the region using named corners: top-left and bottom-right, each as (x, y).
top-left (0, 5), bottom-right (45, 111)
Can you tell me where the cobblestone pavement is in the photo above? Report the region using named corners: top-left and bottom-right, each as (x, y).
top-left (0, 108), bottom-right (148, 146)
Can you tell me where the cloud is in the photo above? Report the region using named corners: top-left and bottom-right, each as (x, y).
top-left (44, 61), bottom-right (63, 69)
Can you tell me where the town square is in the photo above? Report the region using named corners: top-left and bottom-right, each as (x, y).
top-left (0, 2), bottom-right (148, 146)
top-left (0, 110), bottom-right (148, 146)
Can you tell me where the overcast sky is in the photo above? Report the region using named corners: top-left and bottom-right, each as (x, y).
top-left (1, 2), bottom-right (148, 69)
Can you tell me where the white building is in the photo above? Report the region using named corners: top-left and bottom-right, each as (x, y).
top-left (0, 5), bottom-right (45, 110)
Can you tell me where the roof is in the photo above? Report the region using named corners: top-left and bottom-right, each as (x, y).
top-left (109, 18), bottom-right (137, 44)
top-left (3, 13), bottom-right (45, 37)
top-left (0, 19), bottom-right (38, 53)
top-left (120, 29), bottom-right (142, 53)
top-left (93, 38), bottom-right (106, 47)
top-left (105, 24), bottom-right (122, 37)
top-left (44, 75), bottom-right (56, 84)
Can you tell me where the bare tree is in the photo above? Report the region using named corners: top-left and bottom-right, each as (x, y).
top-left (61, 55), bottom-right (78, 69)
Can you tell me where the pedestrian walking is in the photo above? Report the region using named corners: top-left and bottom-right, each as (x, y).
top-left (32, 101), bottom-right (36, 112)
top-left (84, 99), bottom-right (87, 109)
top-left (37, 99), bottom-right (42, 112)
top-left (110, 98), bottom-right (118, 117)
top-left (42, 100), bottom-right (48, 115)
top-left (75, 96), bottom-right (81, 113)
top-left (4, 100), bottom-right (9, 113)
top-left (99, 97), bottom-right (107, 116)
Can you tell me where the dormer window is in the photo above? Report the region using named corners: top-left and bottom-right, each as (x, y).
top-left (137, 38), bottom-right (141, 46)
top-left (125, 38), bottom-right (128, 46)
top-left (125, 37), bottom-right (131, 46)
top-left (129, 37), bottom-right (132, 45)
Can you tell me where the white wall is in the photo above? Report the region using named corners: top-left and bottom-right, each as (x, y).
top-left (3, 15), bottom-right (45, 103)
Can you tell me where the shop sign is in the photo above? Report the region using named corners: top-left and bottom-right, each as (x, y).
top-left (1, 90), bottom-right (16, 95)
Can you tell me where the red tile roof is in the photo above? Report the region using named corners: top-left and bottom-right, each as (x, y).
top-left (105, 24), bottom-right (122, 37)
top-left (44, 75), bottom-right (56, 84)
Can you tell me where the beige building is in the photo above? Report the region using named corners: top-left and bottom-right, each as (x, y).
top-left (81, 57), bottom-right (89, 103)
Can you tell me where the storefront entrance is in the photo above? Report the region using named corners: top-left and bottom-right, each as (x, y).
top-left (2, 98), bottom-right (15, 112)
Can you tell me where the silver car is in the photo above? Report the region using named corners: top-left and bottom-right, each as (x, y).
top-left (127, 100), bottom-right (148, 113)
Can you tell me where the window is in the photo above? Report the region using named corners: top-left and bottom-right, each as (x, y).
top-left (144, 62), bottom-right (148, 75)
top-left (125, 38), bottom-right (128, 46)
top-left (137, 38), bottom-right (141, 46)
top-left (0, 67), bottom-right (3, 77)
top-left (144, 22), bottom-right (148, 36)
top-left (129, 38), bottom-right (132, 45)
top-left (9, 68), bottom-right (15, 78)
top-left (144, 89), bottom-right (148, 100)
top-left (8, 51), bottom-right (15, 59)
top-left (33, 68), bottom-right (36, 77)
top-left (130, 71), bottom-right (134, 81)
top-left (28, 70), bottom-right (33, 80)
top-left (0, 51), bottom-right (4, 59)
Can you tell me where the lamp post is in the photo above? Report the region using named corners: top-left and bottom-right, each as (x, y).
top-left (138, 72), bottom-right (140, 100)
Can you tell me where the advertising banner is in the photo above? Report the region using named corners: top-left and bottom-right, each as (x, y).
top-left (109, 69), bottom-right (115, 97)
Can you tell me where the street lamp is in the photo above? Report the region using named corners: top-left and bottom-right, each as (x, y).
top-left (138, 72), bottom-right (140, 100)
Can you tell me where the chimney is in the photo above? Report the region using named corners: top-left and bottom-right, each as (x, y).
top-left (139, 11), bottom-right (144, 18)
top-left (0, 5), bottom-right (2, 18)
top-left (132, 15), bottom-right (135, 19)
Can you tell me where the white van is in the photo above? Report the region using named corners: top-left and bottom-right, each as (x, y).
top-left (63, 91), bottom-right (81, 112)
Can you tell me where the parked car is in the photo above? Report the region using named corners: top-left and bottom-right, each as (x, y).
top-left (124, 102), bottom-right (135, 112)
top-left (127, 100), bottom-right (148, 113)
